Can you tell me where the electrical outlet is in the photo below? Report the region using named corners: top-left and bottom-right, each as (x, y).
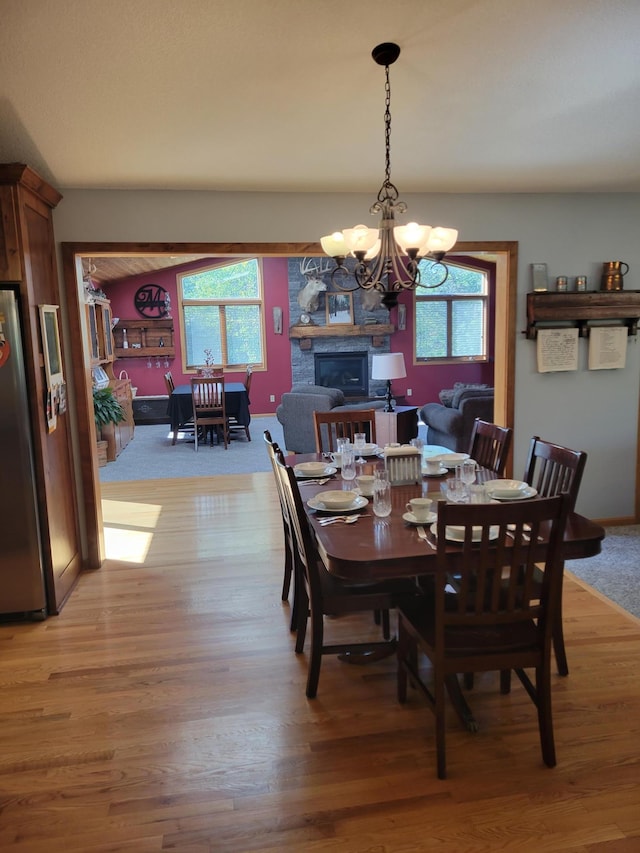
top-left (407, 388), bottom-right (412, 396)
top-left (269, 394), bottom-right (275, 403)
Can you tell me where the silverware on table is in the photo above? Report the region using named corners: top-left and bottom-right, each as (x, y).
top-left (299, 478), bottom-right (331, 485)
top-left (416, 525), bottom-right (436, 549)
top-left (317, 514), bottom-right (369, 525)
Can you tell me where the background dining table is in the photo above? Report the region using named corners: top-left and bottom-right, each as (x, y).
top-left (167, 382), bottom-right (250, 437)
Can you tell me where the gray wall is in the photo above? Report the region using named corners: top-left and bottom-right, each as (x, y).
top-left (53, 189), bottom-right (640, 520)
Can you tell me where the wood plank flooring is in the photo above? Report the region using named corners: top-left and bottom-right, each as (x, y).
top-left (0, 473), bottom-right (639, 852)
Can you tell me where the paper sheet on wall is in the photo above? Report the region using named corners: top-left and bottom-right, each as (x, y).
top-left (588, 326), bottom-right (627, 370)
top-left (536, 328), bottom-right (579, 373)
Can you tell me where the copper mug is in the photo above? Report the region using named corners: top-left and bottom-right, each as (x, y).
top-left (601, 261), bottom-right (629, 291)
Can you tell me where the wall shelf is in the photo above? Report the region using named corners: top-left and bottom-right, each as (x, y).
top-left (289, 322), bottom-right (394, 344)
top-left (525, 291), bottom-right (640, 339)
top-left (113, 318), bottom-right (175, 358)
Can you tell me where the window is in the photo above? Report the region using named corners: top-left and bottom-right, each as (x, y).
top-left (178, 258), bottom-right (264, 370)
top-left (414, 259), bottom-right (489, 362)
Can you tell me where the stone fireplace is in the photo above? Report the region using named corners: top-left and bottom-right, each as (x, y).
top-left (314, 351), bottom-right (369, 397)
top-left (287, 259), bottom-right (393, 397)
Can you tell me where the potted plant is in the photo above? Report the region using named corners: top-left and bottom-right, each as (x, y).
top-left (93, 386), bottom-right (125, 465)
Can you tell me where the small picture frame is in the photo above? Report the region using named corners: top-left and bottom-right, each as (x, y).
top-left (39, 304), bottom-right (64, 388)
top-left (273, 306), bottom-right (282, 335)
top-left (326, 292), bottom-right (354, 325)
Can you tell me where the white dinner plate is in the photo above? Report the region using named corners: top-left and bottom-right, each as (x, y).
top-left (307, 495), bottom-right (369, 513)
top-left (294, 465), bottom-right (337, 479)
top-left (486, 484), bottom-right (538, 501)
top-left (429, 452), bottom-right (470, 468)
top-left (403, 511), bottom-right (437, 526)
top-left (431, 523), bottom-right (500, 542)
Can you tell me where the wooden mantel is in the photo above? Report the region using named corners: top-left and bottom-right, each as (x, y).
top-left (289, 322), bottom-right (395, 343)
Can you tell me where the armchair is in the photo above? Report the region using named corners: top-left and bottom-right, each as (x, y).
top-left (420, 385), bottom-right (494, 452)
top-left (276, 385), bottom-right (385, 453)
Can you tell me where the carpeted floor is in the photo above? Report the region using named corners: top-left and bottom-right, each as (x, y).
top-left (98, 415), bottom-right (286, 481)
top-left (99, 419), bottom-right (638, 620)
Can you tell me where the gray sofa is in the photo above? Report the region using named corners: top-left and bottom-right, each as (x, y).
top-left (419, 385), bottom-right (494, 452)
top-left (276, 385), bottom-right (386, 453)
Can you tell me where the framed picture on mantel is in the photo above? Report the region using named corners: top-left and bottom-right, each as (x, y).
top-left (326, 292), bottom-right (354, 325)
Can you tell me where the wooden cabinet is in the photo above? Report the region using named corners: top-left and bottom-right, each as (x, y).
top-left (113, 318), bottom-right (175, 357)
top-left (86, 298), bottom-right (114, 364)
top-left (104, 379), bottom-right (135, 461)
top-left (0, 164), bottom-right (83, 613)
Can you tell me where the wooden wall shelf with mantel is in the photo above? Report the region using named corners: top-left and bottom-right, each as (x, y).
top-left (525, 291), bottom-right (640, 339)
top-left (289, 322), bottom-right (395, 347)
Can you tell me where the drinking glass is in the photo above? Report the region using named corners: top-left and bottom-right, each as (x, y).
top-left (460, 460), bottom-right (477, 487)
top-left (340, 447), bottom-right (356, 482)
top-left (372, 470), bottom-right (392, 517)
top-left (446, 477), bottom-right (467, 503)
top-left (354, 432), bottom-right (367, 464)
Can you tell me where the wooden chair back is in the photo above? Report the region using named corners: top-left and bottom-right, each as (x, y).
top-left (190, 377), bottom-right (227, 450)
top-left (263, 430), bottom-right (297, 628)
top-left (313, 408), bottom-right (377, 453)
top-left (274, 447), bottom-right (413, 698)
top-left (523, 436), bottom-right (587, 511)
top-left (245, 365), bottom-right (253, 394)
top-left (468, 418), bottom-right (512, 475)
top-left (397, 493), bottom-right (570, 778)
top-left (164, 371), bottom-right (175, 394)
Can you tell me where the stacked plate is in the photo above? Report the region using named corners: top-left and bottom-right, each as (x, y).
top-left (429, 452), bottom-right (470, 469)
top-left (294, 461), bottom-right (336, 479)
top-left (431, 523), bottom-right (500, 542)
top-left (485, 479), bottom-right (537, 501)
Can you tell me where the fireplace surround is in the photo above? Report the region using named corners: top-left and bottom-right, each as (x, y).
top-left (315, 351), bottom-right (368, 398)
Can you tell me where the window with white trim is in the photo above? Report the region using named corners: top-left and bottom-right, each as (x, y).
top-left (414, 259), bottom-right (488, 362)
top-left (178, 258), bottom-right (265, 370)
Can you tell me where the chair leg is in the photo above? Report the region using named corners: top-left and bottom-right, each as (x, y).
top-left (306, 608), bottom-right (324, 699)
top-left (435, 672), bottom-right (448, 779)
top-left (463, 673), bottom-right (474, 690)
top-left (382, 608), bottom-right (391, 640)
top-left (245, 426), bottom-right (251, 441)
top-left (535, 663), bottom-right (557, 768)
top-left (397, 616), bottom-right (410, 704)
top-left (294, 586), bottom-right (308, 654)
top-left (553, 565), bottom-right (569, 676)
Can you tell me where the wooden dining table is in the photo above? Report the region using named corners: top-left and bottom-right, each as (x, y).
top-left (291, 453), bottom-right (605, 582)
top-left (290, 450), bottom-right (605, 731)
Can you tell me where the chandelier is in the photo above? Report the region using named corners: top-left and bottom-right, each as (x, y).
top-left (320, 42), bottom-right (458, 311)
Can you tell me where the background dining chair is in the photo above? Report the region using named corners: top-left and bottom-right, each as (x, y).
top-left (166, 371), bottom-right (196, 444)
top-left (264, 430), bottom-right (298, 631)
top-left (468, 418), bottom-right (512, 475)
top-left (274, 448), bottom-right (417, 698)
top-left (164, 371), bottom-right (175, 394)
top-left (397, 493), bottom-right (570, 779)
top-left (191, 376), bottom-right (228, 450)
top-left (228, 365), bottom-right (253, 441)
top-left (522, 436), bottom-right (587, 677)
top-left (313, 408), bottom-right (377, 454)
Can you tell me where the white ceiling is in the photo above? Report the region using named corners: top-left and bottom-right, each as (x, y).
top-left (1, 0), bottom-right (639, 194)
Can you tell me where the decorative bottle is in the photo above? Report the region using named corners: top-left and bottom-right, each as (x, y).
top-left (122, 329), bottom-right (129, 349)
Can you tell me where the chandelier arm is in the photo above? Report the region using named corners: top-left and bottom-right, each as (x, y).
top-left (329, 265), bottom-right (360, 292)
top-left (413, 261), bottom-right (450, 290)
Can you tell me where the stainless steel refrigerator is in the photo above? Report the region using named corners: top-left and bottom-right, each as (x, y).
top-left (0, 286), bottom-right (48, 619)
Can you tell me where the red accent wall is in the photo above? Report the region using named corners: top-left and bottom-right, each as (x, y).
top-left (104, 257), bottom-right (292, 414)
top-left (103, 254), bottom-right (494, 414)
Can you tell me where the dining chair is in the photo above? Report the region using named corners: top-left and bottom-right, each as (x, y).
top-left (521, 436), bottom-right (587, 677)
top-left (468, 418), bottom-right (512, 475)
top-left (313, 408), bottom-right (377, 454)
top-left (263, 430), bottom-right (298, 632)
top-left (164, 371), bottom-right (175, 395)
top-left (397, 493), bottom-right (570, 779)
top-left (190, 376), bottom-right (228, 450)
top-left (274, 447), bottom-right (418, 699)
top-left (228, 365), bottom-right (253, 442)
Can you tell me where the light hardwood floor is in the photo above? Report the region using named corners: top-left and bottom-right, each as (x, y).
top-left (1, 473), bottom-right (639, 852)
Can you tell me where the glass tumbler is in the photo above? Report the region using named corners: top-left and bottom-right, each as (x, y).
top-left (340, 447), bottom-right (356, 482)
top-left (372, 470), bottom-right (392, 517)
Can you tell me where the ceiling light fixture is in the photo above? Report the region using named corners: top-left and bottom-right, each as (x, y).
top-left (320, 42), bottom-right (458, 311)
